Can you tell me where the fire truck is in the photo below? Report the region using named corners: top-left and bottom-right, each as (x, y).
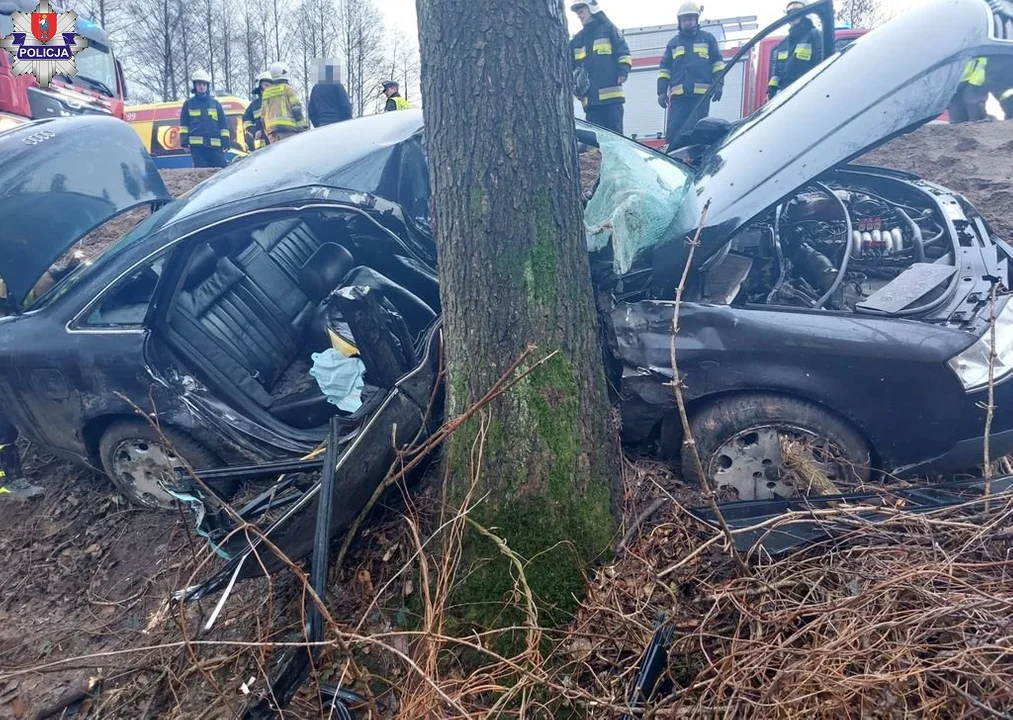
top-left (580, 14), bottom-right (870, 150)
top-left (0, 11), bottom-right (128, 132)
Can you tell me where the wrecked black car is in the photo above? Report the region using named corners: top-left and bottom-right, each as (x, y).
top-left (1, 0), bottom-right (1012, 512)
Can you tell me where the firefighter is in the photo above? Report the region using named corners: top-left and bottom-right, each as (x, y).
top-left (308, 58), bottom-right (353, 127)
top-left (179, 69), bottom-right (231, 169)
top-left (382, 81), bottom-right (411, 111)
top-left (568, 0), bottom-right (632, 135)
top-left (243, 71), bottom-right (273, 151)
top-left (262, 61), bottom-right (308, 143)
top-left (657, 1), bottom-right (724, 148)
top-left (767, 1), bottom-right (823, 100)
top-left (949, 57), bottom-right (990, 123)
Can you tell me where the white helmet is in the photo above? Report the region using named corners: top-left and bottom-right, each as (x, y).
top-left (677, 1), bottom-right (702, 18)
top-left (191, 69), bottom-right (211, 84)
top-left (256, 70), bottom-right (273, 83)
top-left (269, 61), bottom-right (290, 80)
top-left (570, 0), bottom-right (602, 13)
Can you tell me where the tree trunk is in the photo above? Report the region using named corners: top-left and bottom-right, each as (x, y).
top-left (416, 0), bottom-right (619, 628)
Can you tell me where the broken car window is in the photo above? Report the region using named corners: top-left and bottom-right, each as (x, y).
top-left (82, 253), bottom-right (168, 327)
top-left (583, 129), bottom-right (697, 277)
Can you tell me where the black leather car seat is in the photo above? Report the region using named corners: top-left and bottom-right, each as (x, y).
top-left (251, 219), bottom-right (324, 287)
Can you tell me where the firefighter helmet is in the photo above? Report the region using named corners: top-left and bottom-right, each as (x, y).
top-left (256, 70), bottom-right (273, 83)
top-left (269, 61), bottom-right (290, 80)
top-left (677, 1), bottom-right (702, 18)
top-left (785, 0), bottom-right (805, 11)
top-left (570, 0), bottom-right (602, 12)
top-left (191, 69), bottom-right (211, 84)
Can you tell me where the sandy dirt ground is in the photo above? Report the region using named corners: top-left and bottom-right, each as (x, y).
top-left (1, 120), bottom-right (1011, 718)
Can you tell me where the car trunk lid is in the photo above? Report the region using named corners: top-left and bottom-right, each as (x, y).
top-left (0, 115), bottom-right (171, 310)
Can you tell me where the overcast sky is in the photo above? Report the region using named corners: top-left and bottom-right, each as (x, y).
top-left (381, 0), bottom-right (920, 38)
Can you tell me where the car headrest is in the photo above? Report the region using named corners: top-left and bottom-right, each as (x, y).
top-left (184, 242), bottom-right (219, 290)
top-left (298, 242), bottom-right (356, 303)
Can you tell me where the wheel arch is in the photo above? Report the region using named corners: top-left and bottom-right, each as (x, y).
top-left (665, 387), bottom-right (883, 470)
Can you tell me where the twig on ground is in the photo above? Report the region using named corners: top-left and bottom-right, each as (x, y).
top-left (667, 198), bottom-right (750, 577)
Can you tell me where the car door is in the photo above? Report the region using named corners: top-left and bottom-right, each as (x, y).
top-left (12, 246), bottom-right (176, 458)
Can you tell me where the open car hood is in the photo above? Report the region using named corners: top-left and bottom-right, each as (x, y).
top-left (0, 115), bottom-right (170, 309)
top-left (655, 0), bottom-right (1008, 280)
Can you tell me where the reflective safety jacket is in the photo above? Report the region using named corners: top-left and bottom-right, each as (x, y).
top-left (179, 91), bottom-right (230, 150)
top-left (570, 13), bottom-right (632, 107)
top-left (960, 57), bottom-right (988, 87)
top-left (767, 16), bottom-right (822, 98)
top-left (384, 94), bottom-right (412, 111)
top-left (657, 28), bottom-right (724, 101)
top-left (243, 89), bottom-right (263, 134)
top-left (261, 80), bottom-right (308, 135)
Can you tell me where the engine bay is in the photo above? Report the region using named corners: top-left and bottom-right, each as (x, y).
top-left (697, 169), bottom-right (973, 316)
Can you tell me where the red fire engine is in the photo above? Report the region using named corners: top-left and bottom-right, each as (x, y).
top-left (0, 13), bottom-right (127, 131)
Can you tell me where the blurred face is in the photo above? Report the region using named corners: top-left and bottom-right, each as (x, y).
top-left (679, 14), bottom-right (698, 32)
top-left (259, 79), bottom-right (271, 91)
top-left (574, 5), bottom-right (592, 24)
top-left (786, 3), bottom-right (804, 24)
top-left (194, 81), bottom-right (208, 94)
top-left (384, 85), bottom-right (396, 96)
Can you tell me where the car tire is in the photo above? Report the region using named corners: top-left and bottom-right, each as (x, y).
top-left (681, 393), bottom-right (872, 501)
top-left (98, 420), bottom-right (228, 510)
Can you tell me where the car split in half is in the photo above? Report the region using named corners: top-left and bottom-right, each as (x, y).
top-left (1, 0), bottom-right (1012, 527)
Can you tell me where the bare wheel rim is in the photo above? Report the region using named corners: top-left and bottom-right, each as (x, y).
top-left (707, 425), bottom-right (854, 502)
top-left (110, 438), bottom-right (180, 509)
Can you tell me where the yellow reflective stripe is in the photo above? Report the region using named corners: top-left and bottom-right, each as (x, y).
top-left (574, 47), bottom-right (587, 60)
top-left (190, 136), bottom-right (204, 144)
top-left (693, 43), bottom-right (709, 58)
top-left (794, 43), bottom-right (812, 61)
top-left (220, 128), bottom-right (230, 136)
top-left (617, 55), bottom-right (632, 65)
top-left (597, 85), bottom-right (624, 100)
top-left (178, 126), bottom-right (189, 134)
top-left (777, 50), bottom-right (789, 61)
top-left (671, 85), bottom-right (685, 95)
top-left (673, 46), bottom-right (685, 58)
top-left (262, 84), bottom-right (286, 99)
top-left (253, 109), bottom-right (262, 118)
top-left (592, 38), bottom-right (612, 54)
top-left (209, 137), bottom-right (221, 147)
top-left (1001, 88), bottom-right (1013, 101)
top-left (188, 109), bottom-right (201, 117)
top-left (712, 61), bottom-right (726, 73)
top-left (768, 76), bottom-right (780, 88)
top-left (208, 109), bottom-right (218, 120)
top-left (658, 69), bottom-right (671, 79)
top-left (270, 118), bottom-right (298, 128)
top-left (694, 83), bottom-right (709, 94)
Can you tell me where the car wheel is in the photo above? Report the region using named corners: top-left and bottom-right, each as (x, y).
top-left (98, 420), bottom-right (225, 510)
top-left (682, 393), bottom-right (872, 501)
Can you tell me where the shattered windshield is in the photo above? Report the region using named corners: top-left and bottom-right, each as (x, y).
top-left (581, 127), bottom-right (697, 276)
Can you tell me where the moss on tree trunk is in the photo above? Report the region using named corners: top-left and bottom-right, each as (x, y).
top-left (416, 0), bottom-right (620, 631)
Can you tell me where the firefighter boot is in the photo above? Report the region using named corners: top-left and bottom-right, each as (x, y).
top-left (0, 443), bottom-right (44, 499)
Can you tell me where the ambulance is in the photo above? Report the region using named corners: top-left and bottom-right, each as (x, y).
top-left (123, 95), bottom-right (251, 169)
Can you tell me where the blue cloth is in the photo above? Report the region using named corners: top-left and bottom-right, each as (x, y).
top-left (310, 349), bottom-right (365, 413)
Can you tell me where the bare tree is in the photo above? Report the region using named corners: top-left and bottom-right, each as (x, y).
top-left (836, 0), bottom-right (881, 27)
top-left (337, 0), bottom-right (385, 115)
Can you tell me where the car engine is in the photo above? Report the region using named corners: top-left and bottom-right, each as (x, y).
top-left (721, 172), bottom-right (959, 313)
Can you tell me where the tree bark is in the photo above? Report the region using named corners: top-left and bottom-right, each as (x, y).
top-left (416, 0), bottom-right (620, 628)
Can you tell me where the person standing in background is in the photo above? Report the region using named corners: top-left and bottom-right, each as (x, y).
top-left (308, 58), bottom-right (353, 127)
top-left (568, 0), bottom-right (632, 135)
